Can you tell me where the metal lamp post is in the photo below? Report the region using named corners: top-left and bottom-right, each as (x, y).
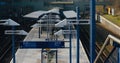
top-left (90, 0), bottom-right (96, 63)
top-left (0, 19), bottom-right (20, 63)
top-left (0, 19), bottom-right (27, 63)
top-left (76, 7), bottom-right (80, 63)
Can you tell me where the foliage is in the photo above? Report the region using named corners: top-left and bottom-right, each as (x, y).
top-left (103, 15), bottom-right (120, 27)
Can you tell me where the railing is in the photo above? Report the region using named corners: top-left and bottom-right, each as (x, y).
top-left (94, 34), bottom-right (120, 63)
top-left (96, 14), bottom-right (120, 39)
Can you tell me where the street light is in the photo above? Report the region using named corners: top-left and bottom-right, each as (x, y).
top-left (0, 19), bottom-right (27, 63)
top-left (55, 9), bottom-right (89, 63)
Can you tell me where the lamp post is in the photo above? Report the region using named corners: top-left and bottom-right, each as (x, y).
top-left (37, 19), bottom-right (44, 38)
top-left (55, 10), bottom-right (90, 63)
top-left (90, 0), bottom-right (96, 63)
top-left (69, 21), bottom-right (72, 63)
top-left (0, 19), bottom-right (27, 63)
top-left (0, 19), bottom-right (20, 63)
top-left (76, 7), bottom-right (80, 63)
top-left (12, 26), bottom-right (16, 63)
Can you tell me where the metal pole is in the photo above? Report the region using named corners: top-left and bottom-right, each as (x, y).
top-left (38, 20), bottom-right (41, 38)
top-left (76, 7), bottom-right (80, 63)
top-left (40, 21), bottom-right (42, 34)
top-left (12, 26), bottom-right (16, 63)
top-left (47, 14), bottom-right (49, 40)
top-left (56, 50), bottom-right (58, 63)
top-left (90, 0), bottom-right (96, 63)
top-left (69, 22), bottom-right (72, 63)
top-left (118, 48), bottom-right (120, 63)
top-left (39, 26), bottom-right (40, 38)
top-left (41, 49), bottom-right (43, 63)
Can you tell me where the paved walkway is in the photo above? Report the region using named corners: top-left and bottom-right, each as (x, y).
top-left (10, 27), bottom-right (89, 63)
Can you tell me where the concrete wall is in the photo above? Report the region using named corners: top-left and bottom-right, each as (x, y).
top-left (99, 15), bottom-right (120, 36)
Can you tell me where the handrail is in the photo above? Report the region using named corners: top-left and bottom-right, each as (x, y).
top-left (108, 35), bottom-right (120, 44)
top-left (94, 34), bottom-right (120, 63)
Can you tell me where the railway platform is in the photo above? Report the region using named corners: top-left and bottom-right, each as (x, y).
top-left (10, 27), bottom-right (89, 63)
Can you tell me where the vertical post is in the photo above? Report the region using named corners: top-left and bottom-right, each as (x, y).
top-left (47, 14), bottom-right (49, 40)
top-left (118, 48), bottom-right (120, 63)
top-left (56, 50), bottom-right (58, 63)
top-left (12, 26), bottom-right (16, 63)
top-left (39, 26), bottom-right (40, 38)
top-left (90, 0), bottom-right (96, 63)
top-left (76, 7), bottom-right (80, 63)
top-left (41, 49), bottom-right (43, 63)
top-left (40, 21), bottom-right (42, 34)
top-left (38, 20), bottom-right (41, 38)
top-left (69, 22), bottom-right (72, 63)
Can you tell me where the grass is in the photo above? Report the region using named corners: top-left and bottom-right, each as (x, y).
top-left (96, 5), bottom-right (105, 15)
top-left (103, 15), bottom-right (120, 27)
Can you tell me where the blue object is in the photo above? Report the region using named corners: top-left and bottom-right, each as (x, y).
top-left (0, 2), bottom-right (6, 5)
top-left (90, 0), bottom-right (96, 63)
top-left (76, 7), bottom-right (80, 63)
top-left (118, 48), bottom-right (120, 63)
top-left (69, 21), bottom-right (72, 63)
top-left (20, 41), bottom-right (65, 48)
top-left (112, 42), bottom-right (120, 47)
top-left (12, 26), bottom-right (16, 63)
top-left (111, 41), bottom-right (120, 63)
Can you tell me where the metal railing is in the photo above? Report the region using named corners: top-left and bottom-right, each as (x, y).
top-left (94, 34), bottom-right (120, 63)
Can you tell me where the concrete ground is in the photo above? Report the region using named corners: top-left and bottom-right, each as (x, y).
top-left (10, 27), bottom-right (89, 63)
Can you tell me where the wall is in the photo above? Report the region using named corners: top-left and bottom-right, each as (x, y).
top-left (99, 16), bottom-right (120, 37)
